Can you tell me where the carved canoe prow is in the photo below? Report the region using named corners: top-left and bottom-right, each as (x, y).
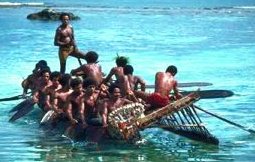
top-left (108, 91), bottom-right (200, 141)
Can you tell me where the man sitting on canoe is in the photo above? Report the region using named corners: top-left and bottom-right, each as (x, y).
top-left (103, 56), bottom-right (129, 87)
top-left (52, 74), bottom-right (73, 114)
top-left (101, 84), bottom-right (133, 127)
top-left (82, 77), bottom-right (108, 127)
top-left (21, 60), bottom-right (48, 97)
top-left (135, 65), bottom-right (182, 111)
top-left (43, 71), bottom-right (62, 112)
top-left (71, 51), bottom-right (103, 86)
top-left (32, 68), bottom-right (53, 111)
top-left (65, 77), bottom-right (85, 126)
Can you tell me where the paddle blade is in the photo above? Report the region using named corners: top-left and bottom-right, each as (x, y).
top-left (146, 82), bottom-right (213, 89)
top-left (9, 100), bottom-right (35, 122)
top-left (40, 110), bottom-right (55, 125)
top-left (181, 90), bottom-right (234, 99)
top-left (9, 98), bottom-right (32, 113)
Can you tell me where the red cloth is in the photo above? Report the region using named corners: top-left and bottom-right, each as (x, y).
top-left (147, 93), bottom-right (169, 109)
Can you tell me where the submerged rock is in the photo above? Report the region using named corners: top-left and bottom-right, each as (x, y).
top-left (27, 8), bottom-right (80, 21)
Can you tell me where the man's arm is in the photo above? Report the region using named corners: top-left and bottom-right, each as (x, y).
top-left (70, 26), bottom-right (77, 47)
top-left (78, 99), bottom-right (86, 125)
top-left (54, 28), bottom-right (64, 46)
top-left (66, 97), bottom-right (78, 125)
top-left (173, 80), bottom-right (182, 99)
top-left (135, 76), bottom-right (146, 92)
top-left (70, 65), bottom-right (85, 76)
top-left (103, 68), bottom-right (115, 84)
top-left (101, 102), bottom-right (108, 127)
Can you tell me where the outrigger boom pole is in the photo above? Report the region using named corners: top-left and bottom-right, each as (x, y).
top-left (193, 105), bottom-right (255, 134)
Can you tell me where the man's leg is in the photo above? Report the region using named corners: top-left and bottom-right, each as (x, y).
top-left (69, 47), bottom-right (87, 60)
top-left (59, 48), bottom-right (70, 74)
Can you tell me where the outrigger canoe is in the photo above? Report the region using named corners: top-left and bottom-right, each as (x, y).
top-left (10, 91), bottom-right (219, 144)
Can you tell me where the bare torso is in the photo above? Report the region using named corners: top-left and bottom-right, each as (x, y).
top-left (106, 98), bottom-right (132, 113)
top-left (55, 24), bottom-right (73, 47)
top-left (154, 72), bottom-right (177, 97)
top-left (54, 88), bottom-right (73, 110)
top-left (82, 64), bottom-right (103, 85)
top-left (71, 63), bottom-right (103, 86)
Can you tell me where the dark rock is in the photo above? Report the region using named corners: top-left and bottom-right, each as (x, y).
top-left (27, 8), bottom-right (80, 21)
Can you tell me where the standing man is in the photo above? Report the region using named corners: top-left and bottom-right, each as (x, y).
top-left (54, 13), bottom-right (87, 74)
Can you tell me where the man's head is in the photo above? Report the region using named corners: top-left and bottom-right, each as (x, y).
top-left (40, 68), bottom-right (51, 82)
top-left (59, 13), bottom-right (70, 25)
top-left (50, 71), bottom-right (61, 87)
top-left (70, 77), bottom-right (83, 93)
top-left (108, 84), bottom-right (121, 99)
top-left (59, 74), bottom-right (72, 87)
top-left (116, 56), bottom-right (128, 67)
top-left (166, 65), bottom-right (177, 76)
top-left (85, 51), bottom-right (99, 63)
top-left (33, 60), bottom-right (48, 73)
top-left (83, 77), bottom-right (97, 92)
top-left (123, 65), bottom-right (134, 75)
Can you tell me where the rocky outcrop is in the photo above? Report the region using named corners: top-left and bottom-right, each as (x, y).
top-left (27, 8), bottom-right (80, 21)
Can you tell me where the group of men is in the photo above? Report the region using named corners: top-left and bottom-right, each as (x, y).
top-left (21, 12), bottom-right (182, 135)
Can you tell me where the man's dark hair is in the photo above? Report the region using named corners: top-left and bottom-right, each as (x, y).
top-left (116, 56), bottom-right (128, 67)
top-left (40, 66), bottom-right (51, 76)
top-left (124, 65), bottom-right (134, 75)
top-left (166, 65), bottom-right (177, 76)
top-left (33, 60), bottom-right (48, 73)
top-left (82, 77), bottom-right (97, 89)
top-left (59, 74), bottom-right (72, 87)
top-left (70, 77), bottom-right (82, 89)
top-left (36, 60), bottom-right (47, 68)
top-left (50, 71), bottom-right (61, 80)
top-left (108, 84), bottom-right (120, 94)
top-left (59, 13), bottom-right (70, 20)
top-left (85, 51), bottom-right (98, 63)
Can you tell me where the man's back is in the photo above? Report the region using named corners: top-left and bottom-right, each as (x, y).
top-left (154, 72), bottom-right (177, 97)
top-left (82, 63), bottom-right (103, 86)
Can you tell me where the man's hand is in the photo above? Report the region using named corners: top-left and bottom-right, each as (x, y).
top-left (71, 119), bottom-right (78, 125)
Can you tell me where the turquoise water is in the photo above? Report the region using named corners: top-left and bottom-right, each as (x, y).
top-left (1, 1), bottom-right (255, 161)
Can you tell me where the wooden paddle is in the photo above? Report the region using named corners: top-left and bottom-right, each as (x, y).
top-left (0, 94), bottom-right (23, 102)
top-left (9, 98), bottom-right (35, 122)
top-left (40, 110), bottom-right (55, 125)
top-left (78, 58), bottom-right (82, 66)
top-left (146, 82), bottom-right (213, 89)
top-left (193, 105), bottom-right (255, 134)
top-left (180, 89), bottom-right (234, 99)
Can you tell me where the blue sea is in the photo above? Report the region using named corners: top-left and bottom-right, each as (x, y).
top-left (1, 0), bottom-right (255, 161)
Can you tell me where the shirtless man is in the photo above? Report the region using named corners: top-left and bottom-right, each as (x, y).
top-left (43, 71), bottom-right (62, 112)
top-left (54, 13), bottom-right (87, 74)
top-left (81, 77), bottom-right (108, 126)
top-left (32, 68), bottom-right (53, 111)
top-left (71, 51), bottom-right (103, 86)
top-left (103, 56), bottom-right (129, 86)
top-left (101, 84), bottom-right (133, 127)
top-left (52, 74), bottom-right (73, 114)
top-left (135, 65), bottom-right (182, 110)
top-left (48, 74), bottom-right (73, 126)
top-left (22, 60), bottom-right (48, 97)
top-left (120, 64), bottom-right (146, 94)
top-left (65, 77), bottom-right (85, 126)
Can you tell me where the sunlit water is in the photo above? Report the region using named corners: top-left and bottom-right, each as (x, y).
top-left (0, 0), bottom-right (255, 161)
